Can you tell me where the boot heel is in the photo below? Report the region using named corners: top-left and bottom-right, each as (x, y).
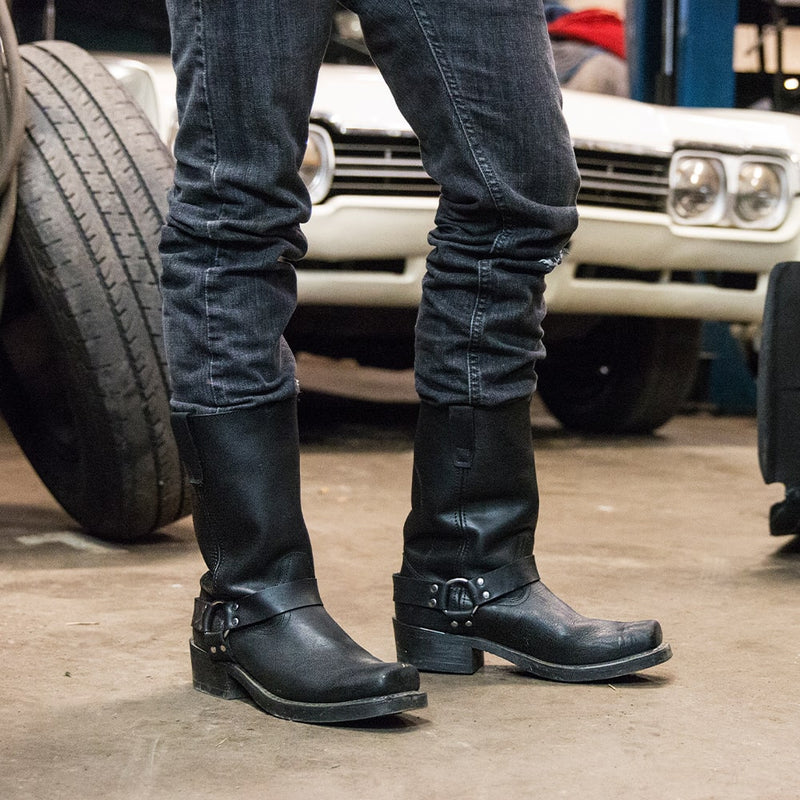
top-left (189, 641), bottom-right (247, 699)
top-left (393, 619), bottom-right (484, 674)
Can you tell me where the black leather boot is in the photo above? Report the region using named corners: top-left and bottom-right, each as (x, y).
top-left (393, 399), bottom-right (672, 682)
top-left (172, 399), bottom-right (426, 723)
top-left (769, 485), bottom-right (800, 536)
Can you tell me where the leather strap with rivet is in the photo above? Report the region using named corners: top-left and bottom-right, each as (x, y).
top-left (193, 578), bottom-right (323, 658)
top-left (392, 555), bottom-right (540, 623)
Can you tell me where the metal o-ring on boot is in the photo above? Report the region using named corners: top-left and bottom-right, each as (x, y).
top-left (393, 555), bottom-right (671, 681)
top-left (190, 579), bottom-right (427, 724)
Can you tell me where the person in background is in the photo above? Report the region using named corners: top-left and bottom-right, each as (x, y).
top-left (545, 2), bottom-right (629, 96)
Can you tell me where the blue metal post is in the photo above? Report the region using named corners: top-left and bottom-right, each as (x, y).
top-left (626, 0), bottom-right (665, 102)
top-left (675, 0), bottom-right (740, 107)
top-left (627, 0), bottom-right (740, 107)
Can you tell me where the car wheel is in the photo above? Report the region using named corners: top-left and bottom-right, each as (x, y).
top-left (0, 41), bottom-right (189, 541)
top-left (536, 317), bottom-right (701, 434)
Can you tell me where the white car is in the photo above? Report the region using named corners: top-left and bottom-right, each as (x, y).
top-left (101, 46), bottom-right (800, 434)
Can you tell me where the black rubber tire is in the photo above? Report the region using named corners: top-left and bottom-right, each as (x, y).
top-left (0, 41), bottom-right (189, 541)
top-left (536, 317), bottom-right (702, 434)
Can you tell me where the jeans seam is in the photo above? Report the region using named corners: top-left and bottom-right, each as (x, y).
top-left (204, 258), bottom-right (222, 407)
top-left (196, 0), bottom-right (228, 407)
top-left (406, 0), bottom-right (509, 233)
top-left (195, 0), bottom-right (223, 233)
top-left (467, 260), bottom-right (490, 406)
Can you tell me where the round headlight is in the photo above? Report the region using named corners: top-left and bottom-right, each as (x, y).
top-left (669, 156), bottom-right (726, 224)
top-left (300, 125), bottom-right (334, 204)
top-left (734, 162), bottom-right (784, 225)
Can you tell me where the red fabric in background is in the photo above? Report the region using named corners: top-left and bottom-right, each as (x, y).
top-left (547, 10), bottom-right (626, 59)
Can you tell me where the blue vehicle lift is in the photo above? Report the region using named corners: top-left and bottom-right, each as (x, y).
top-left (627, 0), bottom-right (740, 107)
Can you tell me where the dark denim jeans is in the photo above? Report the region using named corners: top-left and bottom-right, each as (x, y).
top-left (160, 0), bottom-right (580, 412)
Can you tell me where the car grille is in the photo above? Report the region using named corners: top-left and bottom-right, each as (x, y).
top-left (325, 131), bottom-right (671, 213)
top-left (575, 264), bottom-right (759, 291)
top-left (575, 149), bottom-right (670, 212)
top-left (328, 133), bottom-right (439, 197)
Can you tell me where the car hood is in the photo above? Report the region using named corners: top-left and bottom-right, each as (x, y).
top-left (313, 65), bottom-right (412, 135)
top-left (314, 64), bottom-right (800, 159)
top-left (103, 54), bottom-right (800, 161)
top-left (561, 89), bottom-right (800, 157)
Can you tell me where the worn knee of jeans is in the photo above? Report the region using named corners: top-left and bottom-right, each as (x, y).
top-left (352, 0), bottom-right (578, 404)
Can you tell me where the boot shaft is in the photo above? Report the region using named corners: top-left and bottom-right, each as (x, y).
top-left (172, 399), bottom-right (314, 596)
top-left (402, 399), bottom-right (539, 579)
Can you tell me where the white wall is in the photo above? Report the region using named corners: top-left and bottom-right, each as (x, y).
top-left (563, 0), bottom-right (626, 13)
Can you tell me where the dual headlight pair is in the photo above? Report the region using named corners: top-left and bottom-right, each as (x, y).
top-left (669, 151), bottom-right (792, 230)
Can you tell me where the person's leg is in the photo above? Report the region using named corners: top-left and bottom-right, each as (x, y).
top-left (348, 0), bottom-right (671, 679)
top-left (162, 0), bottom-right (331, 413)
top-left (160, 0), bottom-right (425, 722)
top-left (349, 0), bottom-right (577, 405)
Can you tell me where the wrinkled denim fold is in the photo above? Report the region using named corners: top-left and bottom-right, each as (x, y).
top-left (160, 0), bottom-right (580, 412)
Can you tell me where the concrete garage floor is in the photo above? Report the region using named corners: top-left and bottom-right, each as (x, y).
top-left (1, 358), bottom-right (798, 800)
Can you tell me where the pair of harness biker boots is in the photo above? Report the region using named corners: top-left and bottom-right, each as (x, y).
top-left (173, 396), bottom-right (670, 724)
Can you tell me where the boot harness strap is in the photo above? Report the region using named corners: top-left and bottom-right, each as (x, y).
top-left (194, 578), bottom-right (323, 658)
top-left (392, 555), bottom-right (540, 623)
